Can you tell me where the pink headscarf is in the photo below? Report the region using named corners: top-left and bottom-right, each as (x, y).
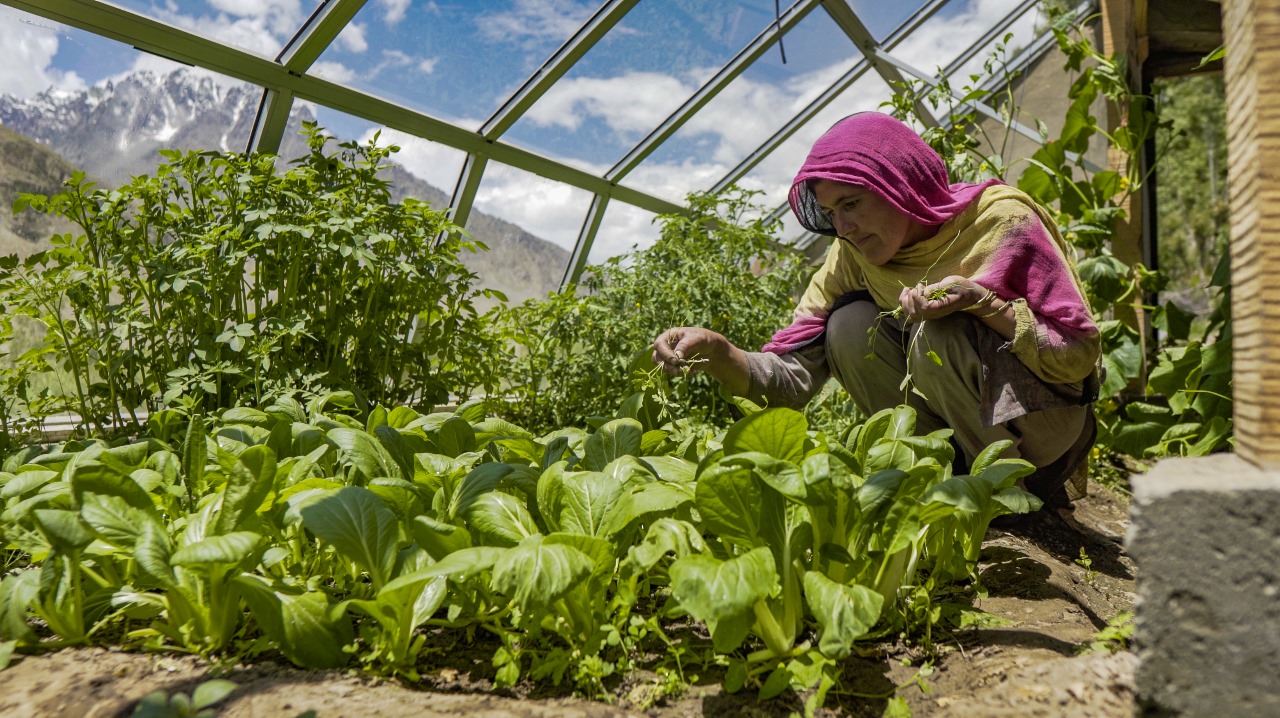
top-left (788, 112), bottom-right (1002, 235)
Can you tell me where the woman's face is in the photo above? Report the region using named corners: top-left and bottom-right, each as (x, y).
top-left (811, 179), bottom-right (934, 266)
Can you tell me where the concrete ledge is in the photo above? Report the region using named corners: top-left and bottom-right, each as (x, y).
top-left (1128, 454), bottom-right (1280, 717)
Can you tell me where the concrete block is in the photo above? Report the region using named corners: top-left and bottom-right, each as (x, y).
top-left (1128, 454), bottom-right (1280, 717)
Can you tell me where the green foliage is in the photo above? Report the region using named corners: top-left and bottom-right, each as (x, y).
top-left (131, 679), bottom-right (237, 718)
top-left (497, 187), bottom-right (809, 432)
top-left (1078, 611), bottom-right (1134, 654)
top-left (885, 9), bottom-right (1232, 462)
top-left (1154, 75), bottom-right (1228, 292)
top-left (4, 123), bottom-right (500, 437)
top-left (0, 391), bottom-right (1034, 705)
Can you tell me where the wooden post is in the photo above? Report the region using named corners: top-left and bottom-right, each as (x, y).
top-left (1101, 0), bottom-right (1152, 386)
top-left (1222, 0), bottom-right (1280, 467)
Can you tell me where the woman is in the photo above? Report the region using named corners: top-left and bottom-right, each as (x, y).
top-left (652, 112), bottom-right (1100, 506)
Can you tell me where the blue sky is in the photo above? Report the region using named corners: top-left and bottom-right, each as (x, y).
top-left (0, 0), bottom-right (1043, 258)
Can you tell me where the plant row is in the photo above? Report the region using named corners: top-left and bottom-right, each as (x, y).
top-left (0, 389), bottom-right (1040, 703)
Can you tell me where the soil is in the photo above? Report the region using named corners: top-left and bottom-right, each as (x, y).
top-left (0, 480), bottom-right (1137, 718)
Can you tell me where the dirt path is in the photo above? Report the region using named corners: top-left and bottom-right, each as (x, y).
top-left (0, 482), bottom-right (1137, 718)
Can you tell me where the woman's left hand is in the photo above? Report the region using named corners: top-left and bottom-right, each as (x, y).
top-left (898, 275), bottom-right (988, 322)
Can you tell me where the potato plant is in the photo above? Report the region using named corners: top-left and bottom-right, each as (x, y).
top-left (3, 124), bottom-right (501, 438)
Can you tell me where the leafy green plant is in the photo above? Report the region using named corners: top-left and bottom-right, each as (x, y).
top-left (131, 679), bottom-right (237, 718)
top-left (1, 388), bottom-right (1036, 707)
top-left (498, 186), bottom-right (809, 433)
top-left (5, 124), bottom-right (501, 436)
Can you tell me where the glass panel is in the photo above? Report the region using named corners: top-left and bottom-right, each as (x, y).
top-left (586, 202), bottom-right (661, 265)
top-left (937, 2), bottom-right (1044, 80)
top-left (312, 0), bottom-right (590, 129)
top-left (731, 72), bottom-right (895, 212)
top-left (633, 8), bottom-right (868, 204)
top-left (470, 163), bottom-right (585, 304)
top-left (503, 0), bottom-right (786, 171)
top-left (887, 0), bottom-right (1035, 73)
top-left (0, 7), bottom-right (256, 193)
top-left (847, 0), bottom-right (935, 41)
top-left (108, 0), bottom-right (322, 58)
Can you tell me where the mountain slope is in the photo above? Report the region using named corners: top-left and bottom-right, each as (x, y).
top-left (0, 124), bottom-right (77, 257)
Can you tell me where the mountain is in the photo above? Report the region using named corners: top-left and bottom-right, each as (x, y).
top-left (0, 124), bottom-right (78, 257)
top-left (0, 69), bottom-right (568, 304)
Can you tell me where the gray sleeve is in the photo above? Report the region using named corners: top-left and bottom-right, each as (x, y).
top-left (742, 344), bottom-right (830, 410)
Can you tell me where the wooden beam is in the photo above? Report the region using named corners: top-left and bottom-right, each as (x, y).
top-left (1222, 0), bottom-right (1280, 466)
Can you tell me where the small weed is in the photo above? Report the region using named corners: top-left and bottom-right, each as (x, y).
top-left (1078, 611), bottom-right (1134, 654)
top-left (1075, 547), bottom-right (1098, 586)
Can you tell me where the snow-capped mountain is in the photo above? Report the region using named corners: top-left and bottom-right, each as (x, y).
top-left (0, 69), bottom-right (299, 186)
top-left (0, 68), bottom-right (568, 303)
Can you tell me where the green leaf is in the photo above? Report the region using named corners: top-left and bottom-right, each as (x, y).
top-left (1112, 402), bottom-right (1177, 458)
top-left (33, 509), bottom-right (94, 552)
top-left (299, 486), bottom-right (400, 589)
top-left (0, 639), bottom-right (15, 671)
top-left (410, 515), bottom-right (472, 560)
top-left (213, 445), bottom-right (276, 535)
top-left (626, 518), bottom-right (706, 571)
top-left (695, 459), bottom-right (781, 550)
top-left (0, 571), bottom-right (39, 642)
top-left (1076, 253), bottom-right (1131, 306)
top-left (436, 417), bottom-right (477, 457)
top-left (722, 408), bottom-right (808, 463)
top-left (327, 427), bottom-right (401, 483)
top-left (381, 546), bottom-right (507, 591)
top-left (669, 547), bottom-right (776, 653)
top-left (192, 679), bottom-right (237, 710)
top-left (135, 521), bottom-right (176, 588)
top-left (583, 418), bottom-right (644, 471)
top-left (490, 535), bottom-right (593, 614)
top-left (71, 456), bottom-right (154, 511)
top-left (447, 462), bottom-right (516, 521)
top-left (465, 491), bottom-right (539, 547)
top-left (234, 575), bottom-right (352, 669)
top-left (559, 470), bottom-right (629, 538)
top-left (172, 532), bottom-right (261, 566)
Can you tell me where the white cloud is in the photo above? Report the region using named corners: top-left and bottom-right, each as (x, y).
top-left (337, 22), bottom-right (368, 53)
top-left (379, 0), bottom-right (412, 24)
top-left (311, 60), bottom-right (357, 84)
top-left (418, 58), bottom-right (438, 74)
top-left (0, 11), bottom-right (86, 98)
top-left (526, 71), bottom-right (694, 134)
top-left (206, 0), bottom-right (305, 36)
top-left (360, 126), bottom-right (471, 192)
top-left (477, 0), bottom-right (594, 48)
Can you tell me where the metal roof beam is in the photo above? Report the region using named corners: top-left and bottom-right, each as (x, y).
top-left (820, 0), bottom-right (937, 128)
top-left (605, 0), bottom-right (824, 183)
top-left (447, 153), bottom-right (489, 230)
top-left (561, 195), bottom-right (611, 288)
top-left (2, 0), bottom-right (685, 218)
top-left (247, 87), bottom-right (295, 154)
top-left (482, 0), bottom-right (640, 140)
top-left (939, 0), bottom-right (1041, 78)
top-left (279, 0), bottom-right (369, 72)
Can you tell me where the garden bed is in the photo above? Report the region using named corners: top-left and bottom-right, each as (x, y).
top-left (0, 480), bottom-right (1135, 718)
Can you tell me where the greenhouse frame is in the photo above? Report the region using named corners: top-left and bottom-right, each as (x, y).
top-left (2, 1), bottom-right (1278, 716)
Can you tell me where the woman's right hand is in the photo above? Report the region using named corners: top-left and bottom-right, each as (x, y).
top-left (652, 327), bottom-right (727, 375)
top-left (652, 327), bottom-right (752, 396)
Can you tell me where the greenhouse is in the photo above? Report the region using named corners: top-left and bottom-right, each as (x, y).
top-left (0, 0), bottom-right (1273, 716)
